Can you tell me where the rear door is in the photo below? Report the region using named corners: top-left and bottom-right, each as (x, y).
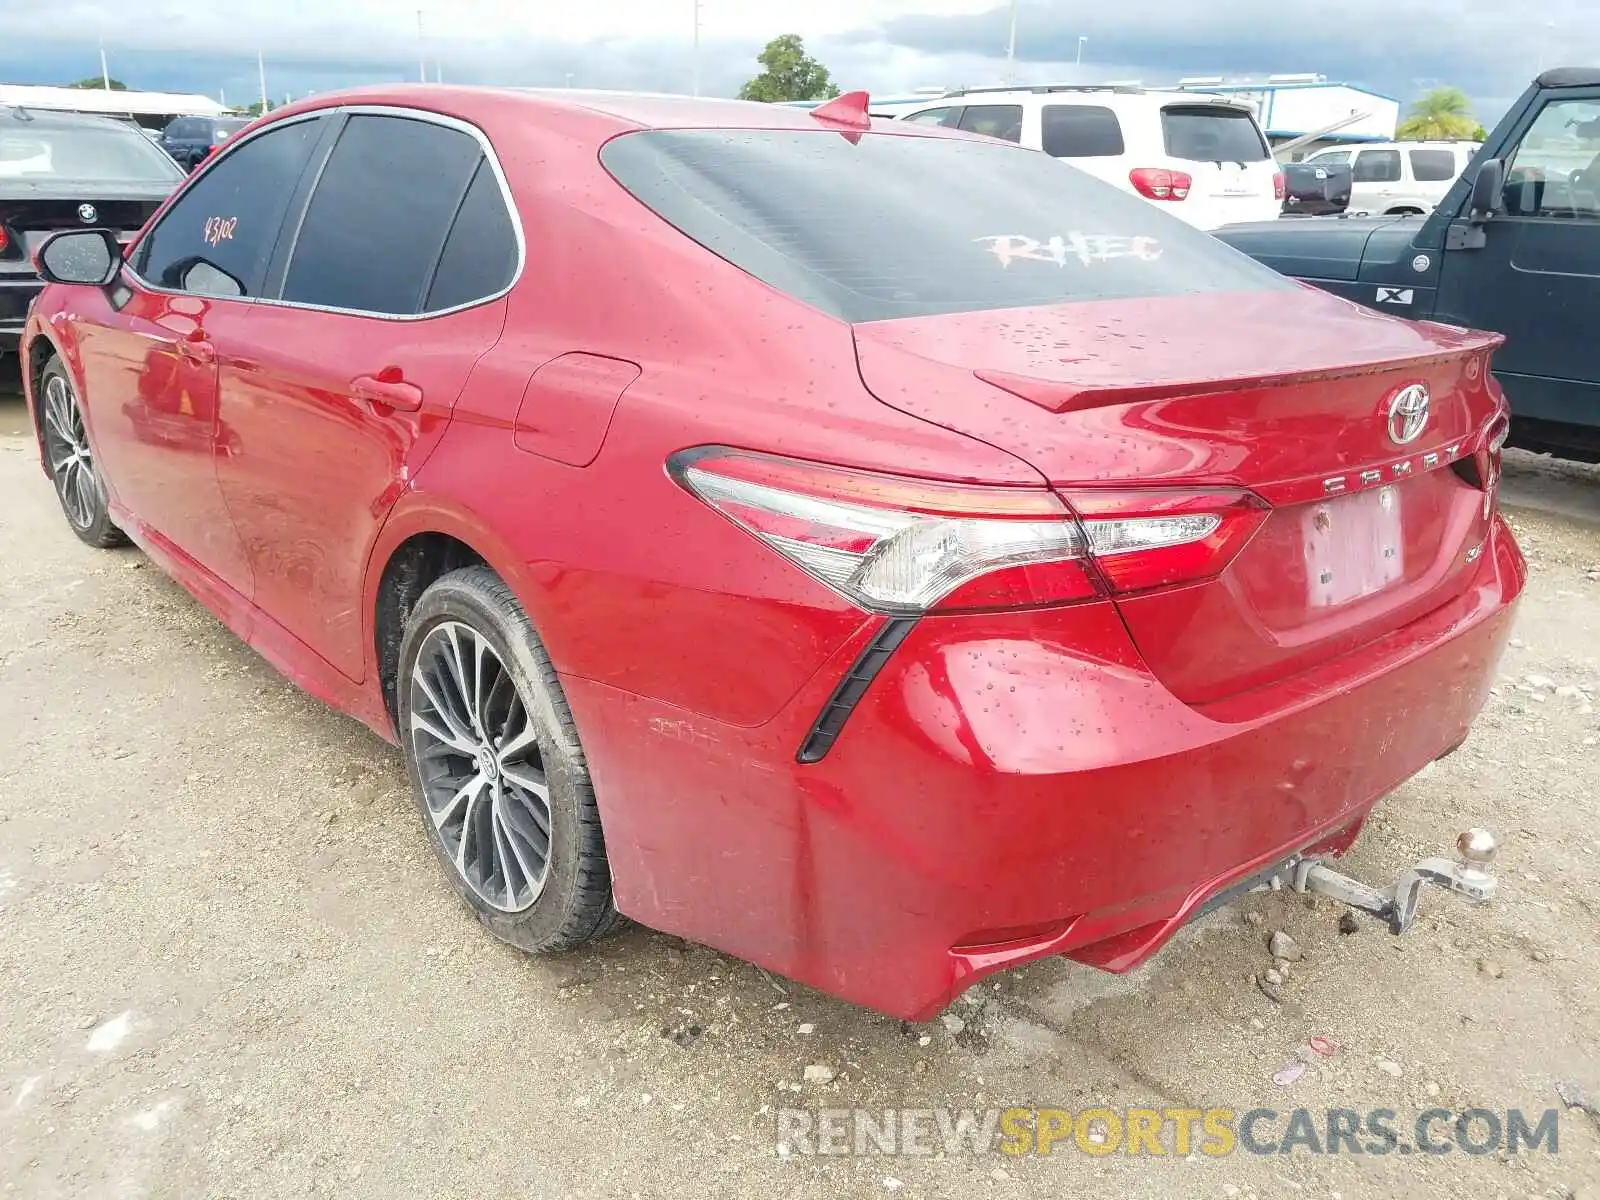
top-left (1158, 102), bottom-right (1280, 227)
top-left (214, 111), bottom-right (517, 679)
top-left (1350, 147), bottom-right (1403, 214)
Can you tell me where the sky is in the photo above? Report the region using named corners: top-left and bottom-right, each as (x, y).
top-left (0, 0), bottom-right (1594, 125)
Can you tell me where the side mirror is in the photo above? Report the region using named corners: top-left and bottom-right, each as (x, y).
top-left (1469, 158), bottom-right (1505, 220)
top-left (36, 229), bottom-right (123, 287)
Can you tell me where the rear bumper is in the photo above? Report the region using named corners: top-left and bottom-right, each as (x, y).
top-left (562, 514), bottom-right (1525, 1020)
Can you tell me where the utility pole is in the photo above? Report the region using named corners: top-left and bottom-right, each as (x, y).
top-left (1076, 36), bottom-right (1087, 68)
top-left (257, 49), bottom-right (268, 113)
top-left (691, 0), bottom-right (701, 97)
top-left (98, 40), bottom-right (111, 90)
top-left (1005, 1), bottom-right (1018, 85)
top-left (417, 10), bottom-right (428, 83)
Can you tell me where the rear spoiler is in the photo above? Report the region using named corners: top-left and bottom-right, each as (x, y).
top-left (974, 335), bottom-right (1505, 415)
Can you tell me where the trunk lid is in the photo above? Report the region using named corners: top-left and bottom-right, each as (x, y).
top-left (853, 288), bottom-right (1506, 704)
top-left (0, 185), bottom-right (168, 275)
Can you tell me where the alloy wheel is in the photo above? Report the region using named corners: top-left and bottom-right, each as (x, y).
top-left (41, 373), bottom-right (100, 532)
top-left (408, 621), bottom-right (552, 913)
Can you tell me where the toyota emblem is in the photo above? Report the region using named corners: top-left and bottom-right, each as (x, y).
top-left (1386, 384), bottom-right (1430, 445)
top-left (77, 203), bottom-right (98, 224)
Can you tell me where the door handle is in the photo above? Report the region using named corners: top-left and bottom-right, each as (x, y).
top-left (177, 330), bottom-right (215, 365)
top-left (350, 371), bottom-right (424, 413)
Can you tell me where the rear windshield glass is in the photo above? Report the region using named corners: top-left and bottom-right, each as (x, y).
top-left (0, 123), bottom-right (184, 184)
top-left (1161, 106), bottom-right (1269, 163)
top-left (601, 129), bottom-right (1290, 323)
top-left (1041, 105), bottom-right (1125, 158)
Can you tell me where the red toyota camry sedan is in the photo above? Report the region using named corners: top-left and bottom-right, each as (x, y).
top-left (20, 87), bottom-right (1523, 1020)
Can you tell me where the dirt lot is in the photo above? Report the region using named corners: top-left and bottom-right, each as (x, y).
top-left (2, 373), bottom-right (1598, 1199)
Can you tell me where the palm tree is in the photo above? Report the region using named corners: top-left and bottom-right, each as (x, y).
top-left (1396, 87), bottom-right (1479, 140)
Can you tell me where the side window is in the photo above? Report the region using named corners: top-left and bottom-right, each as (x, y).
top-left (957, 105), bottom-right (1024, 143)
top-left (1040, 105), bottom-right (1125, 158)
top-left (1502, 97), bottom-right (1600, 218)
top-left (903, 107), bottom-right (956, 126)
top-left (424, 160), bottom-right (519, 311)
top-left (132, 117), bottom-right (323, 298)
top-left (1408, 148), bottom-right (1458, 182)
top-left (1353, 149), bottom-right (1401, 183)
top-left (280, 115), bottom-right (483, 315)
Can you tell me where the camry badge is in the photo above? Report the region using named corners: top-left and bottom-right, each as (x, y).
top-left (77, 203), bottom-right (97, 224)
top-left (1386, 384), bottom-right (1430, 446)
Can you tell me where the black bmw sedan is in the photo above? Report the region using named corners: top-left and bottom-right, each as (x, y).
top-left (1, 107), bottom-right (184, 359)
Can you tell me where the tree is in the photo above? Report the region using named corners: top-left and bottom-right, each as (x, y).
top-left (1396, 86), bottom-right (1479, 140)
top-left (66, 76), bottom-right (128, 90)
top-left (737, 34), bottom-right (840, 103)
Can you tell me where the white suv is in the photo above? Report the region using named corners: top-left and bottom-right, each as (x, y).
top-left (897, 86), bottom-right (1284, 230)
top-left (1301, 141), bottom-right (1479, 216)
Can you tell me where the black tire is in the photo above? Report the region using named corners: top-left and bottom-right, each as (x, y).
top-left (397, 565), bottom-right (620, 951)
top-left (38, 357), bottom-right (128, 550)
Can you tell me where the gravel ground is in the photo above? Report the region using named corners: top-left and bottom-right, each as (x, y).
top-left (2, 376), bottom-right (1598, 1199)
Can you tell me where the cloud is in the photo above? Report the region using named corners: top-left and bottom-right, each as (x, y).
top-left (2, 0), bottom-right (1591, 123)
top-left (862, 0), bottom-right (1596, 114)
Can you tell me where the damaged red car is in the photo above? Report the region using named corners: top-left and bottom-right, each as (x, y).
top-left (21, 87), bottom-right (1520, 1020)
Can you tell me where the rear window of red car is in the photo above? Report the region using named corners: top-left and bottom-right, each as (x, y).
top-left (600, 129), bottom-right (1290, 322)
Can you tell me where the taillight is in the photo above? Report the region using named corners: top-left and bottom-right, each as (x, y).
top-left (0, 226), bottom-right (9, 255)
top-left (1454, 410), bottom-right (1511, 502)
top-left (1129, 168), bottom-right (1192, 201)
top-left (1062, 489), bottom-right (1269, 593)
top-left (1273, 170), bottom-right (1287, 201)
top-left (671, 448), bottom-right (1266, 614)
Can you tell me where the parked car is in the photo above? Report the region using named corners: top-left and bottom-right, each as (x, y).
top-left (0, 106), bottom-right (184, 361)
top-left (157, 114), bottom-right (251, 171)
top-left (896, 85), bottom-right (1284, 229)
top-left (1217, 69), bottom-right (1600, 461)
top-left (20, 88), bottom-right (1521, 1020)
top-left (1301, 140), bottom-right (1479, 216)
top-left (1281, 159), bottom-right (1352, 216)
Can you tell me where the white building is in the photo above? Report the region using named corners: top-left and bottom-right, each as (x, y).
top-left (1173, 74), bottom-right (1402, 157)
top-left (0, 84), bottom-right (229, 127)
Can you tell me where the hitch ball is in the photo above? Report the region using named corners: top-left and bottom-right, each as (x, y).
top-left (1456, 828), bottom-right (1498, 866)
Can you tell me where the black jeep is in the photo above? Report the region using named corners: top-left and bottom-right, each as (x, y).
top-left (1217, 69), bottom-right (1600, 461)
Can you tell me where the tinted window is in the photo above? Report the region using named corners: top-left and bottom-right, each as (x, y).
top-left (281, 115), bottom-right (482, 315)
top-left (166, 118), bottom-right (204, 140)
top-left (1307, 150), bottom-right (1351, 167)
top-left (132, 117), bottom-right (323, 297)
top-left (957, 105), bottom-right (1023, 143)
top-left (1353, 149), bottom-right (1401, 183)
top-left (601, 129), bottom-right (1291, 323)
top-left (903, 107), bottom-right (956, 126)
top-left (0, 121), bottom-right (184, 184)
top-left (1503, 98), bottom-right (1600, 218)
top-left (424, 160), bottom-right (518, 311)
top-left (1408, 148), bottom-right (1458, 182)
top-left (1161, 106), bottom-right (1268, 162)
top-left (1041, 104), bottom-right (1125, 158)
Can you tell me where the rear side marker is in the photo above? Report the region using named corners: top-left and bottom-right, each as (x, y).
top-left (797, 618), bottom-right (918, 764)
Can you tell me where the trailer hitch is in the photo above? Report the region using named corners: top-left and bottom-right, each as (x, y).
top-left (1265, 829), bottom-right (1498, 935)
